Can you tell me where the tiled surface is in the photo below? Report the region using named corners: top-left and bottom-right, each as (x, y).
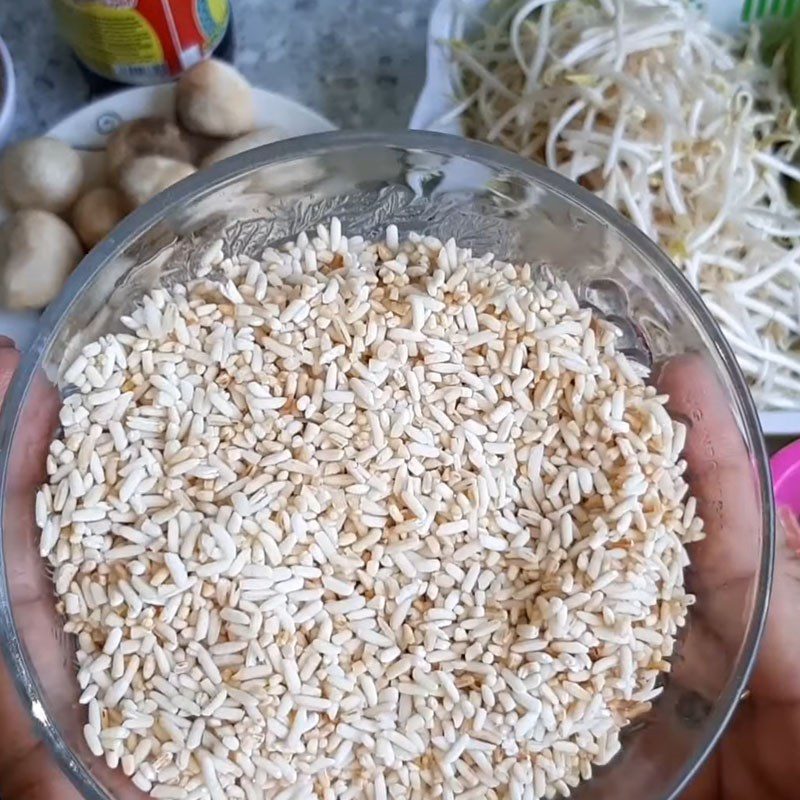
top-left (1, 0), bottom-right (433, 142)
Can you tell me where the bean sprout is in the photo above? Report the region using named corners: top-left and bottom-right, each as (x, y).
top-left (455, 0), bottom-right (800, 409)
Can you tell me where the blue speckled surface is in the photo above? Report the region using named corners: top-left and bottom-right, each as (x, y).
top-left (0, 0), bottom-right (433, 142)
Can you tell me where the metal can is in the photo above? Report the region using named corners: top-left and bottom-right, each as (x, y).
top-left (52, 0), bottom-right (232, 85)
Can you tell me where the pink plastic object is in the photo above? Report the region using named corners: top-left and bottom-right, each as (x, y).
top-left (771, 439), bottom-right (800, 514)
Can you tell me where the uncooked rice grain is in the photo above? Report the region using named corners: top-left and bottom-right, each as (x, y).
top-left (38, 219), bottom-right (703, 800)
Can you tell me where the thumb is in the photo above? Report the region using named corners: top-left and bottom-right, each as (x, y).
top-left (0, 340), bottom-right (20, 407)
top-left (0, 340), bottom-right (84, 797)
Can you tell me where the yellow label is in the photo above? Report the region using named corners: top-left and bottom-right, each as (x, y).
top-left (194, 0), bottom-right (230, 48)
top-left (53, 1), bottom-right (166, 82)
top-left (207, 0), bottom-right (228, 27)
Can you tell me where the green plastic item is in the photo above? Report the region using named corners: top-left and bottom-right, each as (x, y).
top-left (789, 11), bottom-right (800, 108)
top-left (742, 0), bottom-right (798, 23)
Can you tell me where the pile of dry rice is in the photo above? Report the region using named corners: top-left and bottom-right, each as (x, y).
top-left (37, 220), bottom-right (703, 800)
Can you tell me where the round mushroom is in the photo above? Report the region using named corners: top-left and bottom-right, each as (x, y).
top-left (72, 186), bottom-right (129, 249)
top-left (1, 137), bottom-right (84, 213)
top-left (105, 117), bottom-right (194, 178)
top-left (117, 155), bottom-right (196, 207)
top-left (0, 210), bottom-right (83, 310)
top-left (176, 59), bottom-right (255, 138)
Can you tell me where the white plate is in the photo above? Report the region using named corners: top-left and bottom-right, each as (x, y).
top-left (410, 0), bottom-right (794, 437)
top-left (410, 0), bottom-right (477, 135)
top-left (0, 37), bottom-right (15, 148)
top-left (0, 83), bottom-right (336, 350)
top-left (47, 84), bottom-right (335, 148)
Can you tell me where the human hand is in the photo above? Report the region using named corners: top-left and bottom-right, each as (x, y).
top-left (0, 339), bottom-right (146, 800)
top-left (0, 340), bottom-right (793, 800)
top-left (0, 337), bottom-right (81, 799)
top-left (658, 358), bottom-right (800, 800)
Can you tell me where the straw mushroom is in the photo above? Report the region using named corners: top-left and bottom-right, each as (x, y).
top-left (72, 187), bottom-right (129, 248)
top-left (0, 210), bottom-right (82, 309)
top-left (1, 137), bottom-right (83, 213)
top-left (105, 117), bottom-right (194, 178)
top-left (118, 155), bottom-right (196, 207)
top-left (176, 59), bottom-right (255, 138)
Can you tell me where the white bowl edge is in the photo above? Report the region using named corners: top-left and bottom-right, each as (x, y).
top-left (0, 37), bottom-right (16, 147)
top-left (409, 0), bottom-right (478, 135)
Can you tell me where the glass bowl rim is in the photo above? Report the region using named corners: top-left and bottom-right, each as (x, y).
top-left (0, 129), bottom-right (774, 800)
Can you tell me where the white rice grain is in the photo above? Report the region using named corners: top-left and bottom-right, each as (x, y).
top-left (41, 223), bottom-right (702, 800)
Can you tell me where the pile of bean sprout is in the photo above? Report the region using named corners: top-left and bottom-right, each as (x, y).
top-left (453, 0), bottom-right (800, 409)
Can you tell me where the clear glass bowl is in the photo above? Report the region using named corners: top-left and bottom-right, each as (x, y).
top-left (0, 131), bottom-right (774, 799)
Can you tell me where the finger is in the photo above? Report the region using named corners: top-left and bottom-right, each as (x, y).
top-left (656, 356), bottom-right (764, 702)
top-left (779, 506), bottom-right (800, 555)
top-left (0, 349), bottom-right (146, 800)
top-left (656, 355), bottom-right (761, 587)
top-left (0, 741), bottom-right (81, 800)
top-left (0, 346), bottom-right (78, 797)
top-left (679, 752), bottom-right (720, 800)
top-left (747, 518), bottom-right (800, 702)
top-left (648, 361), bottom-right (800, 800)
top-left (4, 363), bottom-right (62, 608)
top-left (0, 350), bottom-right (60, 750)
top-left (0, 346), bottom-right (19, 402)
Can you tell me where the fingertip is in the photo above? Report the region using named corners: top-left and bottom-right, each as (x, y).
top-left (656, 354), bottom-right (749, 467)
top-left (0, 347), bottom-right (19, 368)
top-left (656, 355), bottom-right (761, 595)
top-left (656, 354), bottom-right (723, 416)
top-left (0, 348), bottom-right (20, 407)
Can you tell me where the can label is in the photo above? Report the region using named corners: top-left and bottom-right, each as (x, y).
top-left (52, 0), bottom-right (231, 84)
